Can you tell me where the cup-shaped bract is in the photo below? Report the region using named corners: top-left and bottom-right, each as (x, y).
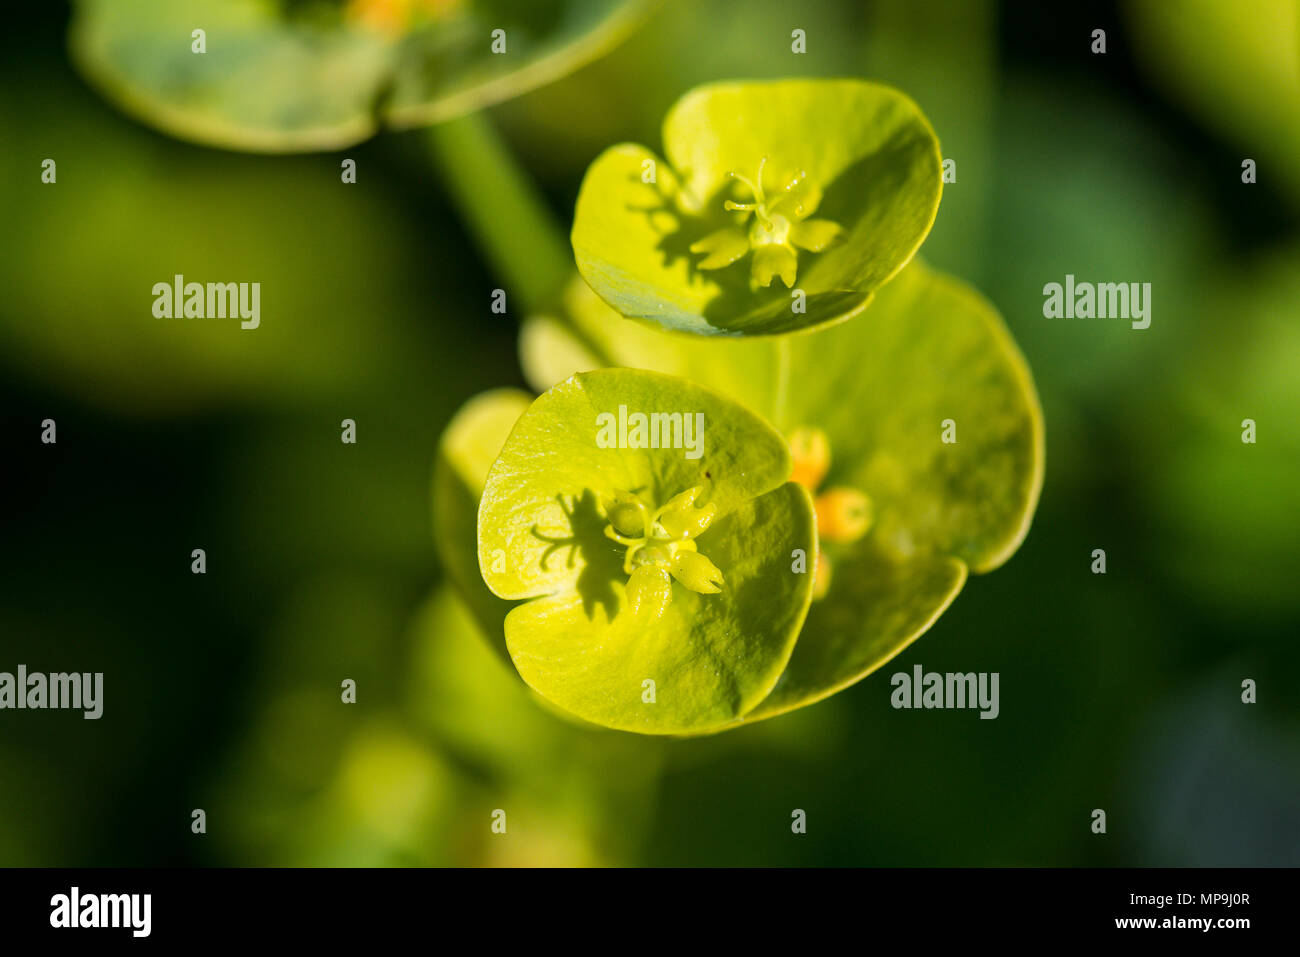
top-left (571, 78), bottom-right (944, 336)
top-left (475, 368), bottom-right (816, 734)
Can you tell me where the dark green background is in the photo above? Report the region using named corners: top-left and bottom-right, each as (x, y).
top-left (2, 0), bottom-right (1297, 866)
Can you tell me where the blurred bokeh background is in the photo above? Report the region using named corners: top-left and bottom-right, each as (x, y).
top-left (2, 0), bottom-right (1297, 866)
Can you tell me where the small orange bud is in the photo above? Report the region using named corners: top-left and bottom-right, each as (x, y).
top-left (815, 487), bottom-right (873, 544)
top-left (812, 552), bottom-right (832, 600)
top-left (788, 426), bottom-right (831, 490)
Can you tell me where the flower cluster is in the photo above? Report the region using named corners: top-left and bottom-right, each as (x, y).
top-left (602, 487), bottom-right (724, 619)
top-left (690, 158), bottom-right (844, 289)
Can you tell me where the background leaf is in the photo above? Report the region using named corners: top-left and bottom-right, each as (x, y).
top-left (70, 0), bottom-right (652, 152)
top-left (519, 275), bottom-right (777, 406)
top-left (432, 388), bottom-right (533, 660)
top-left (1125, 0), bottom-right (1300, 207)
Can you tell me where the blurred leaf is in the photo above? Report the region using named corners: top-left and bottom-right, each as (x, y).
top-left (1126, 0), bottom-right (1300, 205)
top-left (747, 549), bottom-right (967, 720)
top-left (863, 0), bottom-right (997, 280)
top-left (519, 274), bottom-right (777, 406)
top-left (571, 78), bottom-right (943, 335)
top-left (407, 585), bottom-right (584, 770)
top-left (405, 584), bottom-right (666, 863)
top-left (70, 0), bottom-right (653, 152)
top-left (219, 711), bottom-right (463, 866)
top-left (986, 79), bottom-right (1217, 409)
top-left (1145, 251), bottom-right (1300, 615)
top-left (0, 76), bottom-right (460, 414)
top-left (432, 388), bottom-right (532, 659)
top-left (495, 0), bottom-right (871, 179)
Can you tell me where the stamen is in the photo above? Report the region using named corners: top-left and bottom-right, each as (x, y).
top-left (727, 171), bottom-right (759, 196)
top-left (725, 159), bottom-right (778, 229)
top-left (703, 157), bottom-right (838, 286)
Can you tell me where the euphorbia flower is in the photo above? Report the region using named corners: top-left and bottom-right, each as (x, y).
top-left (571, 78), bottom-right (943, 335)
top-left (505, 260), bottom-right (1043, 727)
top-left (470, 368), bottom-right (816, 735)
top-left (602, 487), bottom-right (725, 619)
top-left (690, 158), bottom-right (845, 289)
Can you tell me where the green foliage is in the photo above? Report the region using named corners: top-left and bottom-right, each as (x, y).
top-left (437, 261), bottom-right (1041, 733)
top-left (430, 76), bottom-right (1036, 734)
top-left (512, 260), bottom-right (1043, 723)
top-left (70, 0), bottom-right (652, 151)
top-left (571, 78), bottom-right (943, 335)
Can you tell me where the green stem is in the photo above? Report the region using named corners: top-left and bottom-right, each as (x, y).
top-left (773, 335), bottom-right (792, 427)
top-left (427, 111), bottom-right (571, 315)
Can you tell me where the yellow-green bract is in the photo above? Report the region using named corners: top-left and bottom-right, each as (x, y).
top-left (571, 78), bottom-right (944, 336)
top-left (474, 369), bottom-right (816, 735)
